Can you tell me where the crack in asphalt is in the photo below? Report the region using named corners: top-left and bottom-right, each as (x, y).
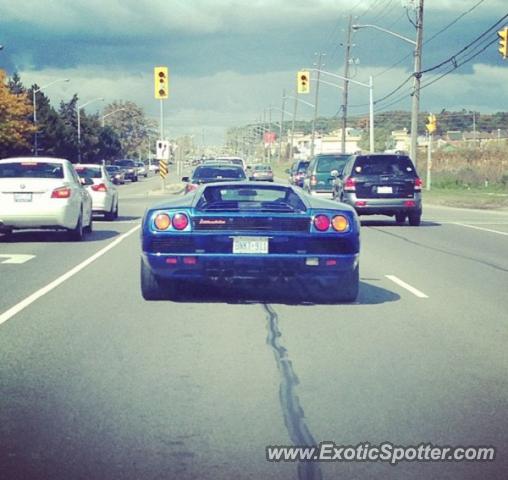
top-left (264, 303), bottom-right (323, 480)
top-left (369, 227), bottom-right (508, 273)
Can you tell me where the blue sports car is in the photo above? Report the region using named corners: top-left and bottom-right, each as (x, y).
top-left (140, 182), bottom-right (360, 302)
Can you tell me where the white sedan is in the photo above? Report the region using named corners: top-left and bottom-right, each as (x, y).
top-left (0, 157), bottom-right (93, 240)
top-left (74, 164), bottom-right (119, 220)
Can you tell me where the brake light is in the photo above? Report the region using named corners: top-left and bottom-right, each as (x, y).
top-left (51, 187), bottom-right (71, 199)
top-left (313, 214), bottom-right (330, 231)
top-left (154, 213), bottom-right (171, 230)
top-left (414, 178), bottom-right (423, 191)
top-left (91, 183), bottom-right (107, 192)
top-left (310, 175), bottom-right (317, 186)
top-left (172, 213), bottom-right (189, 230)
top-left (331, 215), bottom-right (349, 232)
top-left (344, 177), bottom-right (356, 191)
top-left (186, 184), bottom-right (198, 193)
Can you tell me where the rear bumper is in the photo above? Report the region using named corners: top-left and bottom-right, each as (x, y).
top-left (0, 204), bottom-right (78, 230)
top-left (344, 195), bottom-right (422, 215)
top-left (308, 190), bottom-right (333, 199)
top-left (142, 252), bottom-right (359, 281)
top-left (90, 192), bottom-right (113, 213)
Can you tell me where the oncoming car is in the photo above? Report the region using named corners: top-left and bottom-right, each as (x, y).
top-left (0, 157), bottom-right (93, 240)
top-left (140, 182), bottom-right (360, 303)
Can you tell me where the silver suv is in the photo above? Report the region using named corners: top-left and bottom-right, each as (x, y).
top-left (333, 153), bottom-right (422, 226)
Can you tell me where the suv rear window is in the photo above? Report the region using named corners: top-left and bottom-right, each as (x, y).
top-left (352, 155), bottom-right (416, 176)
top-left (315, 155), bottom-right (350, 173)
top-left (0, 162), bottom-right (64, 179)
top-left (74, 166), bottom-right (102, 178)
top-left (193, 166), bottom-right (246, 180)
top-left (296, 161), bottom-right (309, 172)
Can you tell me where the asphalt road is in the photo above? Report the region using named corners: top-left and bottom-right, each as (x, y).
top-left (0, 174), bottom-right (507, 480)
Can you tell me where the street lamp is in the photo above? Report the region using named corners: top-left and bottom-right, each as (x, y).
top-left (77, 97), bottom-right (104, 163)
top-left (32, 78), bottom-right (70, 156)
top-left (101, 108), bottom-right (127, 127)
top-left (353, 5), bottom-right (424, 161)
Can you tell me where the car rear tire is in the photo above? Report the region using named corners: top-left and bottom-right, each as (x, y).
top-left (311, 265), bottom-right (359, 303)
top-left (408, 211), bottom-right (422, 226)
top-left (133, 176), bottom-right (138, 182)
top-left (395, 212), bottom-right (406, 225)
top-left (85, 216), bottom-right (93, 233)
top-left (105, 201), bottom-right (117, 221)
top-left (141, 259), bottom-right (176, 300)
top-left (68, 214), bottom-right (84, 241)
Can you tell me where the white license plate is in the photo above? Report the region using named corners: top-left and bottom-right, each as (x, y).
top-left (14, 193), bottom-right (32, 202)
top-left (233, 236), bottom-right (269, 254)
top-left (377, 186), bottom-right (393, 194)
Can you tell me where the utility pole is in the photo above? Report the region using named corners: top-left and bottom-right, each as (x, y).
top-left (410, 0), bottom-right (424, 163)
top-left (289, 92), bottom-right (298, 161)
top-left (310, 53), bottom-right (325, 158)
top-left (279, 89), bottom-right (286, 163)
top-left (341, 15), bottom-right (353, 154)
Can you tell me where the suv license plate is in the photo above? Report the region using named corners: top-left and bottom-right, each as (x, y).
top-left (233, 237), bottom-right (269, 254)
top-left (377, 186), bottom-right (393, 194)
top-left (14, 193), bottom-right (32, 202)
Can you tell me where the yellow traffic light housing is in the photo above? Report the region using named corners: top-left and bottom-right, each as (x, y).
top-left (426, 114), bottom-right (437, 134)
top-left (498, 27), bottom-right (508, 59)
top-left (297, 70), bottom-right (310, 94)
top-left (154, 66), bottom-right (169, 99)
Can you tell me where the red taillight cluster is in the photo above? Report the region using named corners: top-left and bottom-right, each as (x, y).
top-left (313, 214), bottom-right (349, 232)
top-left (51, 187), bottom-right (71, 199)
top-left (91, 183), bottom-right (107, 192)
top-left (310, 175), bottom-right (317, 186)
top-left (344, 177), bottom-right (356, 191)
top-left (154, 212), bottom-right (189, 231)
top-left (185, 183), bottom-right (198, 193)
top-left (414, 177), bottom-right (423, 191)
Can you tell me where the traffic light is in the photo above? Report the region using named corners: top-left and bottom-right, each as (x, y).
top-left (426, 114), bottom-right (437, 134)
top-left (498, 27), bottom-right (508, 59)
top-left (154, 66), bottom-right (169, 99)
top-left (297, 70), bottom-right (310, 94)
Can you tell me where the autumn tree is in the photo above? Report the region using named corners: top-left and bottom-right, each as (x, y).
top-left (0, 70), bottom-right (35, 157)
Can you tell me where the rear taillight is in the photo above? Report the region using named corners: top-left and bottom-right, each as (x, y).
top-left (331, 215), bottom-right (349, 232)
top-left (91, 183), bottom-right (107, 192)
top-left (344, 177), bottom-right (356, 191)
top-left (310, 175), bottom-right (317, 186)
top-left (172, 213), bottom-right (189, 230)
top-left (51, 187), bottom-right (71, 199)
top-left (414, 178), bottom-right (423, 191)
top-left (154, 213), bottom-right (171, 230)
top-left (313, 214), bottom-right (330, 231)
top-left (186, 184), bottom-right (198, 193)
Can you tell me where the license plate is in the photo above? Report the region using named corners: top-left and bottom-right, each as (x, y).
top-left (233, 236), bottom-right (269, 254)
top-left (14, 193), bottom-right (32, 202)
top-left (377, 186), bottom-right (393, 194)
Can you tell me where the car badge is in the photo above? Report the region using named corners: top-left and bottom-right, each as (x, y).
top-left (199, 219), bottom-right (226, 225)
top-left (20, 184), bottom-right (26, 189)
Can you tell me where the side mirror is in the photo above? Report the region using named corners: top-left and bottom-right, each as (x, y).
top-left (181, 176), bottom-right (190, 182)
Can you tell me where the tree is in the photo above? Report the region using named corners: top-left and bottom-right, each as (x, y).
top-left (358, 127), bottom-right (393, 152)
top-left (0, 70), bottom-right (35, 157)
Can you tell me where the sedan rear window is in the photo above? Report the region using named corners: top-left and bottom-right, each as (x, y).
top-left (0, 162), bottom-right (64, 179)
top-left (74, 166), bottom-right (102, 178)
top-left (353, 155), bottom-right (416, 176)
top-left (193, 166), bottom-right (246, 180)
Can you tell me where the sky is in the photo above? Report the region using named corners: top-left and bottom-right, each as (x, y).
top-left (1, 0), bottom-right (507, 145)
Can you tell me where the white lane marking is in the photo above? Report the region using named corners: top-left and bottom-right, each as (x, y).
top-left (0, 254), bottom-right (36, 264)
top-left (385, 275), bottom-right (429, 299)
top-left (0, 225), bottom-right (140, 326)
top-left (452, 222), bottom-right (508, 237)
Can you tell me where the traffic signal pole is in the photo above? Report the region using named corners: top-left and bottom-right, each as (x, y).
top-left (310, 53), bottom-right (324, 158)
top-left (160, 99), bottom-right (165, 190)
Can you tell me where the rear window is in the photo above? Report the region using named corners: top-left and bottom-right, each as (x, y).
top-left (297, 161), bottom-right (309, 172)
top-left (74, 166), bottom-right (102, 178)
top-left (352, 155), bottom-right (416, 176)
top-left (0, 162), bottom-right (64, 179)
top-left (197, 185), bottom-right (306, 212)
top-left (115, 160), bottom-right (135, 167)
top-left (254, 165), bottom-right (271, 171)
top-left (193, 166), bottom-right (246, 180)
top-left (315, 155), bottom-right (350, 173)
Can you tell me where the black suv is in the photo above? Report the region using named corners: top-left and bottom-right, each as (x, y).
top-left (114, 159), bottom-right (138, 182)
top-left (333, 153), bottom-right (422, 226)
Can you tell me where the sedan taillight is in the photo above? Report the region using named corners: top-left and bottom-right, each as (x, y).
top-left (344, 177), bottom-right (356, 191)
top-left (91, 183), bottom-right (107, 192)
top-left (51, 187), bottom-right (71, 199)
top-left (414, 177), bottom-right (423, 191)
top-left (186, 183), bottom-right (198, 193)
top-left (310, 175), bottom-right (317, 186)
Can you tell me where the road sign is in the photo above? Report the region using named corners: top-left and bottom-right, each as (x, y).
top-left (156, 140), bottom-right (170, 160)
top-left (159, 160), bottom-right (168, 178)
